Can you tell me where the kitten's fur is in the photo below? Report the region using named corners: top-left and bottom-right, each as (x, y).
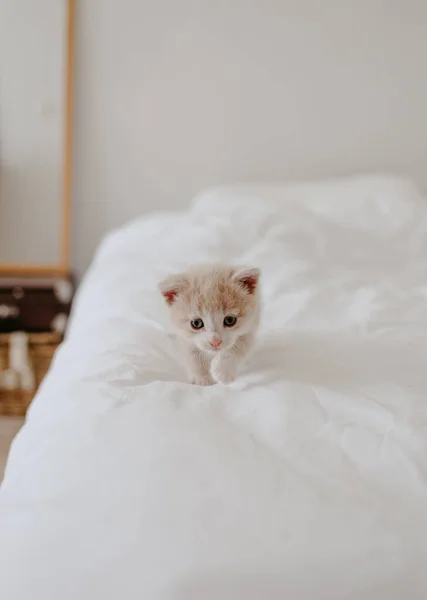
top-left (159, 264), bottom-right (261, 385)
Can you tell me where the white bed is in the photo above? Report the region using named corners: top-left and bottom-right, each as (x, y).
top-left (1, 176), bottom-right (427, 599)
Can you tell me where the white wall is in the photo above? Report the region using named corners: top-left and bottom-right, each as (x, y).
top-left (0, 0), bottom-right (65, 265)
top-left (73, 0), bottom-right (427, 275)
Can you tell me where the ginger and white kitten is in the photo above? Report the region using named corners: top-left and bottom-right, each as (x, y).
top-left (159, 264), bottom-right (261, 385)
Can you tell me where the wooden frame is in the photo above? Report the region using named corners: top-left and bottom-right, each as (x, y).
top-left (0, 0), bottom-right (75, 278)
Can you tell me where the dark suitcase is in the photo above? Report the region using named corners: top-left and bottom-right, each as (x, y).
top-left (0, 276), bottom-right (74, 333)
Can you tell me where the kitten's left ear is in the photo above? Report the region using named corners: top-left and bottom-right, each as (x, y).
top-left (232, 267), bottom-right (260, 295)
top-left (158, 274), bottom-right (186, 305)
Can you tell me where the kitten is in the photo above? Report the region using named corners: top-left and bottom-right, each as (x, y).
top-left (159, 264), bottom-right (261, 385)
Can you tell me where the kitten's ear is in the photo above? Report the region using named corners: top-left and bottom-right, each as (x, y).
top-left (232, 267), bottom-right (260, 295)
top-left (158, 274), bottom-right (186, 305)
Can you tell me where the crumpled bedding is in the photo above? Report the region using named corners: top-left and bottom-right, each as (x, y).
top-left (1, 175), bottom-right (427, 599)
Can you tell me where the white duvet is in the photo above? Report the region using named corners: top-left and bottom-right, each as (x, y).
top-left (1, 176), bottom-right (427, 599)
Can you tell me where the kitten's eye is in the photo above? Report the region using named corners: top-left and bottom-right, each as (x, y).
top-left (190, 319), bottom-right (204, 330)
top-left (223, 315), bottom-right (237, 327)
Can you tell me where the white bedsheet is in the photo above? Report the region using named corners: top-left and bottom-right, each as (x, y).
top-left (1, 176), bottom-right (427, 599)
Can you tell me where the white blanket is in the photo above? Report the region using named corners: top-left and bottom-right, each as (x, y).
top-left (1, 176), bottom-right (427, 599)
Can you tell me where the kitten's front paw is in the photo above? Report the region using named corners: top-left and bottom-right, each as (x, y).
top-left (190, 373), bottom-right (215, 386)
top-left (211, 356), bottom-right (237, 385)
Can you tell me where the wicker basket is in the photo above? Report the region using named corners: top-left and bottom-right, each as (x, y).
top-left (0, 332), bottom-right (61, 416)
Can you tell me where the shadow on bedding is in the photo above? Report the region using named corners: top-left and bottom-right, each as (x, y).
top-left (245, 332), bottom-right (426, 395)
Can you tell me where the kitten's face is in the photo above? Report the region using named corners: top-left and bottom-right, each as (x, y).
top-left (159, 264), bottom-right (260, 353)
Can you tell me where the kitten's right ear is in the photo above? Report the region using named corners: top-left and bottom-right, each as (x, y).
top-left (158, 274), bottom-right (186, 305)
top-left (232, 266), bottom-right (261, 295)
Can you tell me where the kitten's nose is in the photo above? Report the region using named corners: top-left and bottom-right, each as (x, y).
top-left (209, 337), bottom-right (222, 349)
